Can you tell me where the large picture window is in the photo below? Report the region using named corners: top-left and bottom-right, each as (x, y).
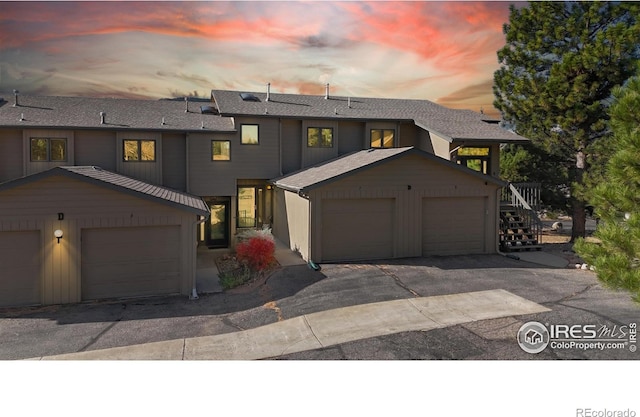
top-left (454, 147), bottom-right (491, 174)
top-left (241, 125), bottom-right (259, 145)
top-left (307, 127), bottom-right (333, 148)
top-left (123, 139), bottom-right (156, 161)
top-left (370, 129), bottom-right (394, 148)
top-left (212, 140), bottom-right (231, 161)
top-left (30, 138), bottom-right (67, 162)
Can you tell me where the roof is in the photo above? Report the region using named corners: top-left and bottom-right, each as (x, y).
top-left (211, 89), bottom-right (528, 143)
top-left (0, 95), bottom-right (235, 133)
top-left (272, 147), bottom-right (506, 192)
top-left (0, 166), bottom-right (210, 216)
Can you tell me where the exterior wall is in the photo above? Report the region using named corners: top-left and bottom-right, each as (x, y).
top-left (337, 121), bottom-right (364, 155)
top-left (116, 131), bottom-right (162, 185)
top-left (0, 129), bottom-right (23, 182)
top-left (308, 154), bottom-right (499, 261)
top-left (0, 175), bottom-right (198, 305)
top-left (301, 120), bottom-right (339, 167)
top-left (430, 132), bottom-right (451, 160)
top-left (281, 119), bottom-right (302, 174)
top-left (162, 133), bottom-right (187, 191)
top-left (74, 130), bottom-right (117, 170)
top-left (23, 129), bottom-right (75, 176)
top-left (273, 188), bottom-right (310, 260)
top-left (399, 122), bottom-right (419, 148)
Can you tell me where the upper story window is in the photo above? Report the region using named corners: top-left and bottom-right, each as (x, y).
top-left (212, 140), bottom-right (231, 161)
top-left (241, 125), bottom-right (259, 145)
top-left (307, 127), bottom-right (333, 148)
top-left (30, 138), bottom-right (67, 162)
top-left (454, 147), bottom-right (490, 174)
top-left (370, 129), bottom-right (395, 148)
top-left (123, 139), bottom-right (155, 161)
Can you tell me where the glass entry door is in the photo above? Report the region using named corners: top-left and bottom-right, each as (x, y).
top-left (206, 198), bottom-right (230, 248)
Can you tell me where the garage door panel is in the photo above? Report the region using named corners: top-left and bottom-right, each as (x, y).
top-left (423, 197), bottom-right (486, 256)
top-left (322, 199), bottom-right (394, 261)
top-left (82, 226), bottom-right (181, 300)
top-left (0, 231), bottom-right (41, 307)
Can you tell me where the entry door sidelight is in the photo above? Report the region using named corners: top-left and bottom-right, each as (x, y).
top-left (207, 200), bottom-right (230, 248)
top-left (237, 186), bottom-right (257, 228)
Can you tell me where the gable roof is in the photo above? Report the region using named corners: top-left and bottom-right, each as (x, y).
top-left (211, 89), bottom-right (527, 143)
top-left (0, 95), bottom-right (235, 133)
top-left (0, 166), bottom-right (210, 215)
top-left (271, 146), bottom-right (506, 192)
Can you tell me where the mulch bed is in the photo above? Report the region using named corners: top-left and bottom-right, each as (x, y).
top-left (215, 254), bottom-right (280, 293)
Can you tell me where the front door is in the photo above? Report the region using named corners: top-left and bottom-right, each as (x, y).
top-left (205, 198), bottom-right (230, 248)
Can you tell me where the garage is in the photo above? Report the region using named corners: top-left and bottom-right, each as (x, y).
top-left (422, 197), bottom-right (487, 256)
top-left (0, 231), bottom-right (41, 307)
top-left (321, 198), bottom-right (394, 261)
top-left (81, 226), bottom-right (181, 301)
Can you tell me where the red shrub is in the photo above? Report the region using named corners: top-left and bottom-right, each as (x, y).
top-left (236, 236), bottom-right (276, 272)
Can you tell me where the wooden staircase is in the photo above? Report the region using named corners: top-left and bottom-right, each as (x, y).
top-left (500, 204), bottom-right (542, 252)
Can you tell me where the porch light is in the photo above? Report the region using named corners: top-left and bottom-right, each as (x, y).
top-left (54, 229), bottom-right (63, 243)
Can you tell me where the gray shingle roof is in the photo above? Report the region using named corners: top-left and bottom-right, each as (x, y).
top-left (211, 89), bottom-right (527, 143)
top-left (0, 95), bottom-right (235, 132)
top-left (272, 147), bottom-right (506, 192)
top-left (0, 166), bottom-right (209, 215)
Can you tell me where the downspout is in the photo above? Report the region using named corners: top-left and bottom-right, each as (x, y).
top-left (191, 214), bottom-right (208, 300)
top-left (185, 133), bottom-right (191, 193)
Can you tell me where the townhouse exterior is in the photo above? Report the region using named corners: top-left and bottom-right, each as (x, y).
top-left (0, 85), bottom-right (528, 307)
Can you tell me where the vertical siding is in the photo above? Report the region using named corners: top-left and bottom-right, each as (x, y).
top-left (273, 188), bottom-right (309, 260)
top-left (0, 129), bottom-right (23, 182)
top-left (162, 133), bottom-right (187, 191)
top-left (399, 123), bottom-right (419, 148)
top-left (301, 120), bottom-right (339, 167)
top-left (116, 131), bottom-right (163, 185)
top-left (75, 130), bottom-right (116, 170)
top-left (337, 121), bottom-right (364, 155)
top-left (281, 119), bottom-right (302, 174)
top-left (23, 129), bottom-right (75, 176)
top-left (430, 132), bottom-right (451, 159)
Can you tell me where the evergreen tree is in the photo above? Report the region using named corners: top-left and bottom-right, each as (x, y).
top-left (575, 76), bottom-right (640, 302)
top-left (493, 1), bottom-right (640, 241)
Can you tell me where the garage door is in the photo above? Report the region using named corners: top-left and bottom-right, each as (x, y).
top-left (81, 226), bottom-right (181, 300)
top-left (322, 198), bottom-right (394, 261)
top-left (0, 231), bottom-right (41, 307)
top-left (422, 197), bottom-right (486, 256)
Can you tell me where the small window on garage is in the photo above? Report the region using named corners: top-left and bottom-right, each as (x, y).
top-left (30, 137), bottom-right (67, 162)
top-left (212, 140), bottom-right (231, 161)
top-left (124, 139), bottom-right (156, 161)
top-left (307, 127), bottom-right (333, 147)
top-left (370, 129), bottom-right (394, 148)
top-left (241, 125), bottom-right (259, 145)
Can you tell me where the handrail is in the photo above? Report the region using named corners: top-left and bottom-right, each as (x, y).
top-left (505, 183), bottom-right (543, 245)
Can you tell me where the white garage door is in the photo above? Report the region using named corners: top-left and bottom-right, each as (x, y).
top-left (0, 231), bottom-right (41, 307)
top-left (322, 198), bottom-right (394, 262)
top-left (423, 197), bottom-right (486, 256)
top-left (81, 226), bottom-right (181, 300)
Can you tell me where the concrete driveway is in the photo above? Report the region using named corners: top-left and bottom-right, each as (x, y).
top-left (1, 254), bottom-right (638, 360)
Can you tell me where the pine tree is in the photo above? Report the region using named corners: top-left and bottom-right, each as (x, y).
top-left (574, 76), bottom-right (640, 302)
top-left (493, 1), bottom-right (640, 241)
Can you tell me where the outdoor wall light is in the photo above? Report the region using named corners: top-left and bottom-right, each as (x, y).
top-left (54, 229), bottom-right (63, 244)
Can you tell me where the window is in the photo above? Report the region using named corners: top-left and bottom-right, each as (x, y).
top-left (212, 140), bottom-right (231, 161)
top-left (370, 129), bottom-right (394, 148)
top-left (241, 125), bottom-right (259, 145)
top-left (30, 138), bottom-right (67, 162)
top-left (307, 127), bottom-right (333, 148)
top-left (123, 139), bottom-right (155, 161)
top-left (454, 147), bottom-right (491, 174)
top-left (237, 186), bottom-right (257, 228)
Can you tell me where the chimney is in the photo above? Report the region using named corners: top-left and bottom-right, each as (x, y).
top-left (13, 89), bottom-right (19, 107)
top-left (324, 83), bottom-right (330, 99)
top-left (266, 82), bottom-right (271, 102)
top-left (100, 112), bottom-right (105, 124)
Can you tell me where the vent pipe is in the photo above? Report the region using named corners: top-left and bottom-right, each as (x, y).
top-left (100, 112), bottom-right (105, 124)
top-left (348, 97), bottom-right (351, 108)
top-left (266, 82), bottom-right (271, 102)
top-left (13, 90), bottom-right (19, 107)
top-left (324, 83), bottom-right (330, 99)
top-left (185, 96), bottom-right (189, 113)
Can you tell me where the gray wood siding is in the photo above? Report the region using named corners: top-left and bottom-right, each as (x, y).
top-left (0, 175), bottom-right (197, 304)
top-left (23, 129), bottom-right (75, 176)
top-left (116, 131), bottom-right (162, 185)
top-left (309, 154), bottom-right (499, 260)
top-left (281, 119), bottom-right (302, 174)
top-left (0, 129), bottom-right (23, 182)
top-left (417, 129), bottom-right (435, 153)
top-left (188, 118), bottom-right (279, 196)
top-left (162, 133), bottom-right (187, 191)
top-left (338, 121), bottom-right (364, 155)
top-left (399, 122), bottom-right (419, 148)
top-left (301, 120), bottom-right (339, 167)
top-left (74, 130), bottom-right (116, 170)
top-left (273, 188), bottom-right (309, 260)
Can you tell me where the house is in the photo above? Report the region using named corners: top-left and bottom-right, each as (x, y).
top-left (0, 85), bottom-right (528, 307)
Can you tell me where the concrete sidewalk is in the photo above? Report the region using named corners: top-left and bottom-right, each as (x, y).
top-left (35, 289), bottom-right (550, 360)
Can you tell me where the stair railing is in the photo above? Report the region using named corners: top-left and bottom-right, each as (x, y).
top-left (502, 183), bottom-right (543, 246)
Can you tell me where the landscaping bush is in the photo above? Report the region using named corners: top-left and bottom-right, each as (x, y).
top-left (236, 236), bottom-right (276, 272)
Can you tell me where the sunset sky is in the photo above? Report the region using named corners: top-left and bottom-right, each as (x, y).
top-left (0, 1), bottom-right (522, 116)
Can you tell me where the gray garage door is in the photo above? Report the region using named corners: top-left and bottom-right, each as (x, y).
top-left (81, 226), bottom-right (181, 300)
top-left (422, 197), bottom-right (486, 256)
top-left (321, 198), bottom-right (394, 262)
top-left (0, 231), bottom-right (41, 307)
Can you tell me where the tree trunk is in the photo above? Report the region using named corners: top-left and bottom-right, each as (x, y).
top-left (571, 150), bottom-right (587, 242)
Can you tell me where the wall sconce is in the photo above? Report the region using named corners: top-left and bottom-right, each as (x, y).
top-left (54, 229), bottom-right (63, 244)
